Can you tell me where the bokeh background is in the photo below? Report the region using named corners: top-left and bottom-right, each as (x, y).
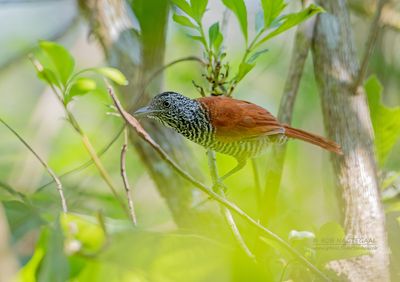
top-left (0, 0), bottom-right (399, 281)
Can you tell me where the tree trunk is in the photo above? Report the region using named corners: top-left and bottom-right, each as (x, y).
top-left (312, 0), bottom-right (390, 280)
top-left (79, 0), bottom-right (222, 233)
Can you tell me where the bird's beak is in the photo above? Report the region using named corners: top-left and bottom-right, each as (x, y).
top-left (134, 106), bottom-right (152, 117)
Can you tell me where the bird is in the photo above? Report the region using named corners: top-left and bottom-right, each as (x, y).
top-left (134, 92), bottom-right (342, 181)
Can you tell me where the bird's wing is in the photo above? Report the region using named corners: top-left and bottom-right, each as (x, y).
top-left (197, 96), bottom-right (284, 142)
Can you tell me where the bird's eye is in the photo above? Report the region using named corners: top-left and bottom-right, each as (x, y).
top-left (163, 101), bottom-right (171, 107)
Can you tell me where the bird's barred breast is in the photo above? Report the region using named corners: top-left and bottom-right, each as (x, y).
top-left (207, 134), bottom-right (287, 159)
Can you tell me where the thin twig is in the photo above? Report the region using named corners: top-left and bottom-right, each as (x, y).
top-left (145, 56), bottom-right (206, 86)
top-left (353, 0), bottom-right (388, 93)
top-left (133, 56), bottom-right (206, 108)
top-left (107, 84), bottom-right (331, 281)
top-left (0, 180), bottom-right (27, 202)
top-left (251, 159), bottom-right (262, 217)
top-left (207, 150), bottom-right (255, 260)
top-left (36, 125), bottom-right (124, 192)
top-left (0, 117), bottom-right (67, 212)
top-left (120, 127), bottom-right (137, 226)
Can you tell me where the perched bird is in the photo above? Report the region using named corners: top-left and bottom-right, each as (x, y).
top-left (134, 92), bottom-right (342, 180)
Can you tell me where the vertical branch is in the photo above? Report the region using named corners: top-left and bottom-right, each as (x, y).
top-left (0, 118), bottom-right (67, 213)
top-left (251, 160), bottom-right (262, 217)
top-left (311, 0), bottom-right (390, 280)
top-left (120, 127), bottom-right (137, 225)
top-left (353, 0), bottom-right (388, 92)
top-left (207, 150), bottom-right (255, 260)
top-left (261, 1), bottom-right (317, 223)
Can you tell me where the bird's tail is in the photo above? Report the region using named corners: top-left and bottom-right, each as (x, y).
top-left (284, 125), bottom-right (343, 155)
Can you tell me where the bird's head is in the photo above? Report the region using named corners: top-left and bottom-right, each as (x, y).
top-left (134, 92), bottom-right (202, 129)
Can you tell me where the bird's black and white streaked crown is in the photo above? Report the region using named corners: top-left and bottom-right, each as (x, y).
top-left (134, 92), bottom-right (213, 144)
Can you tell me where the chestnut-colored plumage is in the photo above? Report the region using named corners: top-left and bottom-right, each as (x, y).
top-left (198, 96), bottom-right (342, 154)
top-left (134, 92), bottom-right (342, 180)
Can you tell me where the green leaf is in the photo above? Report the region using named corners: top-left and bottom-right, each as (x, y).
top-left (221, 0), bottom-right (248, 41)
top-left (315, 222), bottom-right (370, 265)
top-left (36, 67), bottom-right (61, 89)
top-left (365, 75), bottom-right (400, 166)
top-left (37, 220), bottom-right (70, 282)
top-left (190, 0), bottom-right (208, 22)
top-left (3, 201), bottom-right (45, 241)
top-left (39, 41), bottom-right (75, 86)
top-left (208, 22), bottom-right (219, 46)
top-left (170, 0), bottom-right (193, 17)
top-left (261, 0), bottom-right (287, 28)
top-left (173, 13), bottom-right (197, 28)
top-left (208, 22), bottom-right (223, 51)
top-left (61, 213), bottom-right (106, 254)
top-left (65, 78), bottom-right (97, 105)
top-left (256, 4), bottom-right (323, 47)
top-left (248, 48), bottom-right (269, 63)
top-left (17, 227), bottom-right (47, 282)
top-left (188, 34), bottom-right (208, 47)
top-left (236, 62), bottom-right (255, 82)
top-left (94, 67), bottom-right (128, 85)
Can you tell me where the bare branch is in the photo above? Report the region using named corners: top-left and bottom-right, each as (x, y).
top-left (132, 56), bottom-right (206, 107)
top-left (36, 126), bottom-right (124, 192)
top-left (120, 127), bottom-right (137, 226)
top-left (107, 83), bottom-right (331, 281)
top-left (353, 0), bottom-right (388, 92)
top-left (0, 118), bottom-right (67, 213)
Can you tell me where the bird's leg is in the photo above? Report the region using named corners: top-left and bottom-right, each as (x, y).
top-left (220, 158), bottom-right (247, 181)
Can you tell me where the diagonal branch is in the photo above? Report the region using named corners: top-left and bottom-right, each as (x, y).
top-left (353, 0), bottom-right (388, 93)
top-left (107, 84), bottom-right (331, 281)
top-left (0, 118), bottom-right (67, 213)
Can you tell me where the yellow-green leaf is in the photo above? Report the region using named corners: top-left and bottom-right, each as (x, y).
top-left (221, 0), bottom-right (247, 41)
top-left (190, 0), bottom-right (208, 22)
top-left (39, 41), bottom-right (75, 86)
top-left (261, 0), bottom-right (287, 28)
top-left (171, 0), bottom-right (193, 17)
top-left (65, 78), bottom-right (97, 105)
top-left (173, 14), bottom-right (197, 28)
top-left (237, 62), bottom-right (254, 82)
top-left (365, 75), bottom-right (400, 166)
top-left (95, 67), bottom-right (128, 85)
top-left (256, 4), bottom-right (323, 47)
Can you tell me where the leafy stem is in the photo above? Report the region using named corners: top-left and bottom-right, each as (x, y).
top-left (29, 51), bottom-right (129, 216)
